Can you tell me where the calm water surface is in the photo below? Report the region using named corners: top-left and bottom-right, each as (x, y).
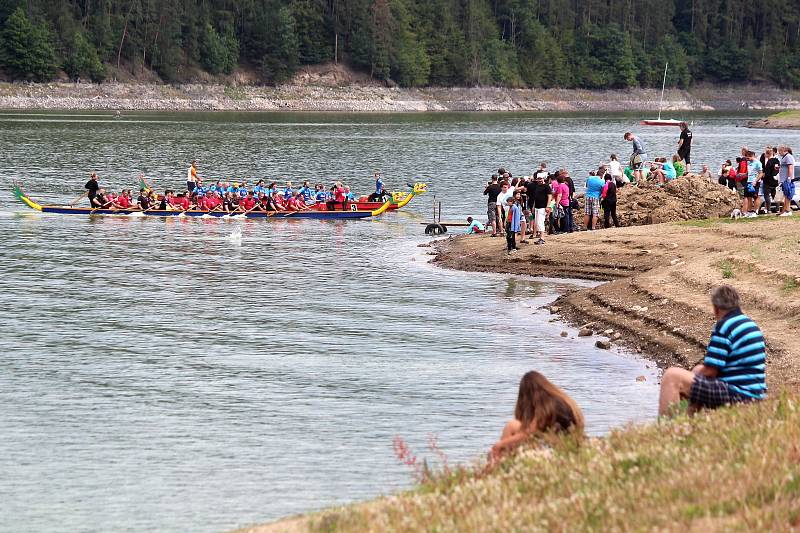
top-left (2, 111), bottom-right (797, 533)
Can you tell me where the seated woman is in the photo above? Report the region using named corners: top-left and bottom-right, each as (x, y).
top-left (222, 191), bottom-right (238, 213)
top-left (490, 371), bottom-right (584, 461)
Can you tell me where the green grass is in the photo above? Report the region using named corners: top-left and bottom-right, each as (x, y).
top-left (680, 213), bottom-right (800, 228)
top-left (719, 259), bottom-right (735, 279)
top-left (782, 278), bottom-right (798, 294)
top-left (223, 86), bottom-right (247, 100)
top-left (768, 110), bottom-right (800, 121)
top-left (301, 394), bottom-right (800, 532)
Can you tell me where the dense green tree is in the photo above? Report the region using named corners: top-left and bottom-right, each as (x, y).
top-left (572, 24), bottom-right (637, 89)
top-left (1, 0), bottom-right (799, 88)
top-left (0, 7), bottom-right (58, 81)
top-left (200, 23), bottom-right (239, 75)
top-left (64, 31), bottom-right (107, 81)
top-left (291, 0), bottom-right (332, 63)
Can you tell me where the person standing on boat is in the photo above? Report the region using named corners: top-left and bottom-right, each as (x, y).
top-left (624, 132), bottom-right (647, 183)
top-left (85, 172), bottom-right (100, 206)
top-left (368, 172), bottom-right (388, 202)
top-left (677, 122), bottom-right (692, 174)
top-left (187, 161), bottom-right (199, 193)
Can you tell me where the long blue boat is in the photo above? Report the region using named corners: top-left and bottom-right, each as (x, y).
top-left (13, 186), bottom-right (398, 220)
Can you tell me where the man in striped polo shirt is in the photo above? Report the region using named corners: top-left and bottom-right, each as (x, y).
top-left (658, 285), bottom-right (767, 417)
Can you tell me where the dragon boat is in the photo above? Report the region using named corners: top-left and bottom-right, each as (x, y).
top-left (12, 182), bottom-right (427, 220)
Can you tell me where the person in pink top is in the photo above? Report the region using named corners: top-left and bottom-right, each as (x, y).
top-left (549, 174), bottom-right (563, 233)
top-left (556, 174), bottom-right (572, 233)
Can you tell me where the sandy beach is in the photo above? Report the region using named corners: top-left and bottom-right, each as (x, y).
top-left (433, 215), bottom-right (800, 392)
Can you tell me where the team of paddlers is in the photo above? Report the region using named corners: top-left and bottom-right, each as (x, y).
top-left (80, 161), bottom-right (391, 213)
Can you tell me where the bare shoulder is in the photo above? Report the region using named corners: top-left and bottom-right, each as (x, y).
top-left (501, 419), bottom-right (523, 439)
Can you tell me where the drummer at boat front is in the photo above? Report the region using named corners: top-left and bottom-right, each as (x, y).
top-left (369, 172), bottom-right (387, 202)
top-left (187, 160), bottom-right (199, 193)
top-left (85, 172), bottom-right (100, 206)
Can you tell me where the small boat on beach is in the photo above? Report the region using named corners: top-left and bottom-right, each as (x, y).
top-left (13, 182), bottom-right (427, 220)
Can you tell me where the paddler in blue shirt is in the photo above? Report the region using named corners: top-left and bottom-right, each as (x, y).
top-left (314, 183), bottom-right (328, 202)
top-left (298, 181), bottom-right (314, 203)
top-left (284, 181), bottom-right (294, 199)
top-left (237, 181), bottom-right (249, 198)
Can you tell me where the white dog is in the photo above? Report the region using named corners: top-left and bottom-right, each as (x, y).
top-left (730, 208), bottom-right (743, 219)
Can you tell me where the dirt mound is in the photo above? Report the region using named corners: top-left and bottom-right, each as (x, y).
top-left (614, 174), bottom-right (740, 226)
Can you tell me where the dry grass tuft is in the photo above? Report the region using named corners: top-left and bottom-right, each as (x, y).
top-left (303, 393), bottom-right (800, 532)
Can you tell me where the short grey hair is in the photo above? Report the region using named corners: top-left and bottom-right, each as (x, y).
top-left (711, 285), bottom-right (740, 311)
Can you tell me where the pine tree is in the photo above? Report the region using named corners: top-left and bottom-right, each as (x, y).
top-left (0, 7), bottom-right (57, 82)
top-left (64, 31), bottom-right (107, 82)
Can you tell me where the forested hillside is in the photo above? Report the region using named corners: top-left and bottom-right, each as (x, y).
top-left (1, 0), bottom-right (799, 89)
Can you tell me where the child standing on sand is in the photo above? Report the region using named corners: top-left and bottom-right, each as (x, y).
top-left (505, 197), bottom-right (521, 254)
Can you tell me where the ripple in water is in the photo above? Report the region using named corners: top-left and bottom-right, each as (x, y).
top-left (3, 111), bottom-right (789, 533)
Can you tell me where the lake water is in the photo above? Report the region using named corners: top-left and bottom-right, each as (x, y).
top-left (1, 111), bottom-right (796, 533)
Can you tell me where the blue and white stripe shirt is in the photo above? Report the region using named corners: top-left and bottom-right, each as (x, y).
top-left (705, 308), bottom-right (767, 399)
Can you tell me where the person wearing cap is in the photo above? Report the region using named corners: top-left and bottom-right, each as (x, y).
top-left (187, 161), bottom-right (198, 192)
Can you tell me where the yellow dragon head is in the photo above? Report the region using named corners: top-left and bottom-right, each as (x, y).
top-left (392, 182), bottom-right (428, 202)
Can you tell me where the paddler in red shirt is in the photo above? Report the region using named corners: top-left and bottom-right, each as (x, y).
top-left (326, 182), bottom-right (346, 211)
top-left (239, 191), bottom-right (257, 211)
top-left (206, 192), bottom-right (222, 211)
top-left (286, 192), bottom-right (303, 211)
top-left (114, 189), bottom-right (133, 208)
top-left (273, 192), bottom-right (286, 211)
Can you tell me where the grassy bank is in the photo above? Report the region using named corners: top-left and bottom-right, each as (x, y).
top-left (747, 109), bottom-right (800, 129)
top-left (243, 394), bottom-right (800, 532)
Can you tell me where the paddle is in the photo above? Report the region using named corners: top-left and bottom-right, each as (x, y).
top-left (231, 198), bottom-right (262, 218)
top-left (69, 192), bottom-right (88, 206)
top-left (281, 200), bottom-right (316, 217)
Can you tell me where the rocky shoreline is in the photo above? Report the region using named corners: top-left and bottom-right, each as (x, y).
top-left (1, 82), bottom-right (800, 112)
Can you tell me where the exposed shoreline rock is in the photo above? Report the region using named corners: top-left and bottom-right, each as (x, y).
top-left (1, 81), bottom-right (799, 113)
